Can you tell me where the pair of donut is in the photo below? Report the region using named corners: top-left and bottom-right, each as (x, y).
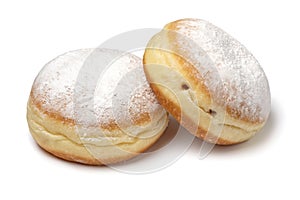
top-left (27, 19), bottom-right (271, 165)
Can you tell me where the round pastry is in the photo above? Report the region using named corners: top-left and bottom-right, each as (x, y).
top-left (27, 48), bottom-right (168, 165)
top-left (143, 18), bottom-right (271, 145)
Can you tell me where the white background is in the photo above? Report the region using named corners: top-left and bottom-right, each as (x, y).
top-left (0, 0), bottom-right (298, 199)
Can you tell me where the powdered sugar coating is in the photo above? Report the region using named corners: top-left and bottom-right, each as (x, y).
top-left (168, 19), bottom-right (270, 122)
top-left (31, 49), bottom-right (165, 128)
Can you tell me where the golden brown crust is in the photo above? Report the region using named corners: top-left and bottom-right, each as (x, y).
top-left (149, 83), bottom-right (237, 145)
top-left (38, 145), bottom-right (102, 165)
top-left (27, 97), bottom-right (169, 165)
top-left (30, 92), bottom-right (153, 131)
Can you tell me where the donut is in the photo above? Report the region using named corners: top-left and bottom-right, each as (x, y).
top-left (27, 49), bottom-right (168, 165)
top-left (143, 18), bottom-right (271, 145)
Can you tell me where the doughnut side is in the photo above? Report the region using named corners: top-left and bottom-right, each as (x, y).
top-left (143, 33), bottom-right (266, 144)
top-left (27, 97), bottom-right (169, 165)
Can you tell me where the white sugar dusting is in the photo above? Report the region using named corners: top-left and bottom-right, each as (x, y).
top-left (170, 19), bottom-right (270, 122)
top-left (32, 49), bottom-right (164, 127)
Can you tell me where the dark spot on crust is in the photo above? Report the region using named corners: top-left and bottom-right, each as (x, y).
top-left (209, 109), bottom-right (217, 117)
top-left (181, 84), bottom-right (189, 90)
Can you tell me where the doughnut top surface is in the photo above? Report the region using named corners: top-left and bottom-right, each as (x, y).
top-left (31, 49), bottom-right (164, 128)
top-left (165, 18), bottom-right (270, 122)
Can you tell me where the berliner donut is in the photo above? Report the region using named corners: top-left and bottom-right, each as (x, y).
top-left (27, 48), bottom-right (168, 165)
top-left (143, 18), bottom-right (271, 145)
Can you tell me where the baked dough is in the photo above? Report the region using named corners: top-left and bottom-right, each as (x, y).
top-left (27, 49), bottom-right (168, 165)
top-left (143, 18), bottom-right (270, 145)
